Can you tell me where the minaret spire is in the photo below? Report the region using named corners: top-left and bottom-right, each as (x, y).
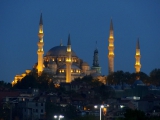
top-left (39, 13), bottom-right (43, 25)
top-left (110, 18), bottom-right (113, 31)
top-left (67, 34), bottom-right (71, 45)
top-left (108, 18), bottom-right (115, 74)
top-left (135, 38), bottom-right (141, 73)
top-left (66, 34), bottom-right (72, 83)
top-left (37, 13), bottom-right (44, 75)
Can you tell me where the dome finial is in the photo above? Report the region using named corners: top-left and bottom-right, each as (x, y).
top-left (60, 39), bottom-right (63, 46)
top-left (110, 18), bottom-right (113, 31)
top-left (136, 38), bottom-right (140, 49)
top-left (39, 12), bottom-right (43, 25)
top-left (95, 41), bottom-right (97, 49)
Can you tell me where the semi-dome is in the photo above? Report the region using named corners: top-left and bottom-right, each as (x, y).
top-left (82, 62), bottom-right (89, 66)
top-left (59, 64), bottom-right (80, 69)
top-left (46, 46), bottom-right (77, 57)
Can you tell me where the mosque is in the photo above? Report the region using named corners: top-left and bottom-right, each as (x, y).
top-left (12, 13), bottom-right (102, 86)
top-left (12, 13), bottom-right (141, 86)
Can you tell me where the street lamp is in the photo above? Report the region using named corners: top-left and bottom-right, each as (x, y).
top-left (94, 105), bottom-right (104, 120)
top-left (54, 115), bottom-right (64, 120)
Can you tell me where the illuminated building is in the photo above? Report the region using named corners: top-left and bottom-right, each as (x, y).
top-left (37, 13), bottom-right (44, 75)
top-left (108, 19), bottom-right (114, 74)
top-left (12, 13), bottom-right (99, 86)
top-left (11, 15), bottom-right (142, 86)
top-left (135, 38), bottom-right (141, 73)
top-left (66, 34), bottom-right (72, 83)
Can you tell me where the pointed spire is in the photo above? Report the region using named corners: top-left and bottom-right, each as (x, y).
top-left (110, 18), bottom-right (113, 31)
top-left (67, 34), bottom-right (71, 45)
top-left (60, 39), bottom-right (63, 46)
top-left (39, 13), bottom-right (43, 25)
top-left (136, 38), bottom-right (140, 49)
top-left (95, 41), bottom-right (97, 49)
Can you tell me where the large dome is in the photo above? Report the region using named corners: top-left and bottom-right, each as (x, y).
top-left (46, 46), bottom-right (77, 57)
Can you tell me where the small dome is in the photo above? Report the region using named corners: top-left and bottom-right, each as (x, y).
top-left (82, 62), bottom-right (89, 66)
top-left (46, 46), bottom-right (77, 57)
top-left (59, 64), bottom-right (80, 69)
top-left (133, 80), bottom-right (145, 86)
top-left (48, 61), bottom-right (57, 68)
top-left (49, 60), bottom-right (56, 65)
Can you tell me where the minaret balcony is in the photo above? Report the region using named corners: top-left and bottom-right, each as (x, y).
top-left (135, 55), bottom-right (141, 58)
top-left (37, 42), bottom-right (44, 46)
top-left (109, 39), bottom-right (114, 42)
top-left (38, 33), bottom-right (44, 38)
top-left (37, 51), bottom-right (44, 54)
top-left (108, 54), bottom-right (114, 58)
top-left (108, 46), bottom-right (114, 50)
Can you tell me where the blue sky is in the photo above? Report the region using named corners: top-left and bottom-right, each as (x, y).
top-left (0, 1), bottom-right (160, 82)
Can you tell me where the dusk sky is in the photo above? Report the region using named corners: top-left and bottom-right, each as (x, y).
top-left (0, 1), bottom-right (160, 82)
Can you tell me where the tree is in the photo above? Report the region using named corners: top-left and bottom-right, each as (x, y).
top-left (123, 109), bottom-right (146, 120)
top-left (13, 75), bottom-right (38, 89)
top-left (130, 72), bottom-right (149, 84)
top-left (150, 68), bottom-right (160, 85)
top-left (0, 80), bottom-right (12, 88)
top-left (107, 71), bottom-right (150, 85)
top-left (107, 71), bottom-right (131, 84)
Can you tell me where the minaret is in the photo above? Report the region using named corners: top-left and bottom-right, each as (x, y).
top-left (135, 38), bottom-right (141, 73)
top-left (66, 34), bottom-right (72, 83)
top-left (37, 13), bottom-right (44, 75)
top-left (91, 41), bottom-right (101, 73)
top-left (108, 19), bottom-right (114, 74)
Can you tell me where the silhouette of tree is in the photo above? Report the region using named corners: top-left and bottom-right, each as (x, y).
top-left (107, 71), bottom-right (149, 85)
top-left (150, 68), bottom-right (160, 85)
top-left (13, 75), bottom-right (38, 89)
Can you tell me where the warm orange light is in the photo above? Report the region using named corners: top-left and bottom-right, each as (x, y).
top-left (67, 48), bottom-right (71, 52)
top-left (109, 36), bottom-right (113, 39)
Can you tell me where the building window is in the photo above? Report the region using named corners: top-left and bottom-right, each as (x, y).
top-left (36, 109), bottom-right (38, 113)
top-left (41, 103), bottom-right (43, 106)
top-left (35, 103), bottom-right (38, 106)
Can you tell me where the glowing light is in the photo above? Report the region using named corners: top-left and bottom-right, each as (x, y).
top-left (101, 105), bottom-right (104, 108)
top-left (67, 48), bottom-right (71, 52)
top-left (94, 105), bottom-right (98, 108)
top-left (109, 36), bottom-right (113, 39)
